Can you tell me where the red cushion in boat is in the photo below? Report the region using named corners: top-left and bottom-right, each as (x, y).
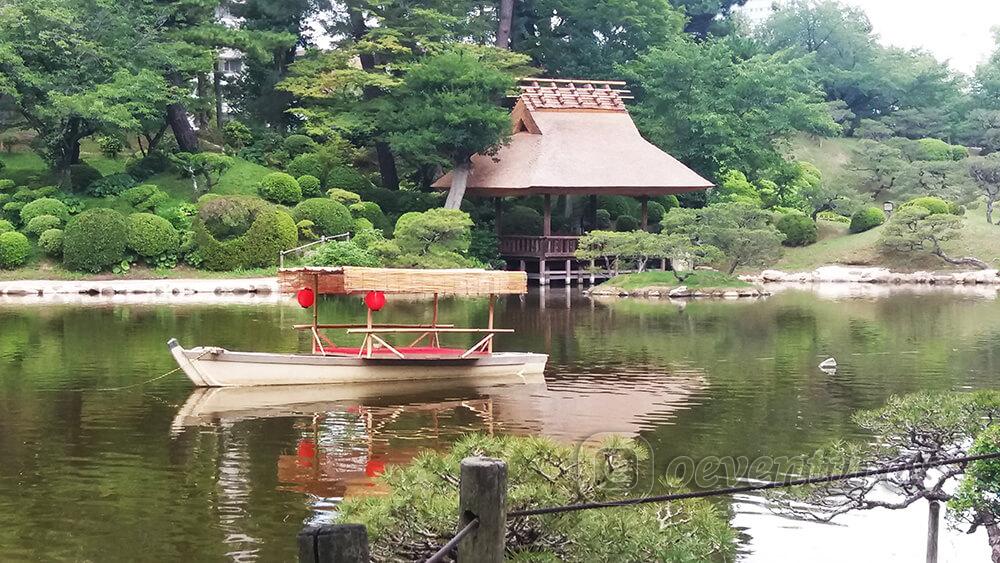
top-left (314, 345), bottom-right (487, 357)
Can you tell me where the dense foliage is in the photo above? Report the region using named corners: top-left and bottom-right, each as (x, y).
top-left (193, 197), bottom-right (297, 270)
top-left (63, 208), bottom-right (128, 272)
top-left (849, 207), bottom-right (885, 233)
top-left (290, 198), bottom-right (353, 238)
top-left (0, 231), bottom-right (30, 268)
top-left (125, 213), bottom-right (179, 259)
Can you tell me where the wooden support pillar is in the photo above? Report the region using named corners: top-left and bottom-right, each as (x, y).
top-left (494, 197), bottom-right (503, 236)
top-left (538, 259), bottom-right (548, 286)
top-left (487, 294), bottom-right (495, 353)
top-left (589, 259), bottom-right (595, 285)
top-left (542, 194), bottom-right (552, 237)
top-left (519, 259), bottom-right (526, 273)
top-left (298, 524), bottom-right (369, 563)
top-left (640, 196), bottom-right (649, 230)
top-left (565, 259), bottom-right (572, 285)
top-left (458, 457), bottom-right (507, 562)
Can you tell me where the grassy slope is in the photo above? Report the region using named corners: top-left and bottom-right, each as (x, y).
top-left (784, 134), bottom-right (859, 182)
top-left (604, 270), bottom-right (751, 290)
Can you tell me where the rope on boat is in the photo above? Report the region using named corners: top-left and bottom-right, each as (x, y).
top-left (63, 366), bottom-right (182, 392)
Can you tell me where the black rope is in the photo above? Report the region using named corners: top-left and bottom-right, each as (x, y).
top-left (424, 517), bottom-right (479, 563)
top-left (507, 450), bottom-right (1000, 518)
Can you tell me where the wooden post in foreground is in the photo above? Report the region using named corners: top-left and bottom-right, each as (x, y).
top-left (298, 524), bottom-right (368, 563)
top-left (458, 456), bottom-right (507, 563)
top-left (926, 500), bottom-right (940, 563)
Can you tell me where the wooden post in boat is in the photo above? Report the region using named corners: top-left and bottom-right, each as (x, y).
top-left (297, 524), bottom-right (369, 563)
top-left (312, 274), bottom-right (321, 354)
top-left (458, 457), bottom-right (507, 563)
top-left (487, 294), bottom-right (495, 353)
top-left (365, 306), bottom-right (373, 358)
top-left (432, 292), bottom-right (440, 348)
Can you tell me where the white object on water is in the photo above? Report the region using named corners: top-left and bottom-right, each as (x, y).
top-left (819, 357), bottom-right (837, 369)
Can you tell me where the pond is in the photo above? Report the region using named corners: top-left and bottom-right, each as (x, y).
top-left (0, 288), bottom-right (997, 561)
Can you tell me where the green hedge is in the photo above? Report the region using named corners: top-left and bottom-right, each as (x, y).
top-left (349, 201), bottom-right (389, 233)
top-left (24, 214), bottom-right (63, 237)
top-left (304, 240), bottom-right (381, 267)
top-left (195, 204), bottom-right (298, 270)
top-left (902, 196), bottom-right (952, 215)
top-left (291, 198), bottom-right (353, 237)
top-left (63, 208), bottom-right (128, 272)
top-left (0, 219), bottom-right (14, 234)
top-left (68, 163), bottom-right (103, 193)
top-left (283, 134), bottom-right (317, 157)
top-left (286, 153), bottom-right (327, 180)
top-left (20, 197), bottom-right (70, 224)
top-left (121, 184), bottom-right (169, 212)
top-left (88, 173), bottom-right (136, 197)
top-left (257, 172), bottom-right (302, 205)
top-left (38, 228), bottom-right (64, 257)
top-left (126, 213), bottom-right (179, 258)
top-left (326, 166), bottom-right (373, 192)
top-left (297, 174), bottom-right (323, 198)
top-left (0, 231), bottom-right (30, 268)
top-left (849, 207), bottom-right (886, 234)
top-left (615, 215), bottom-right (640, 231)
top-left (775, 213), bottom-right (817, 246)
top-left (125, 151), bottom-right (171, 180)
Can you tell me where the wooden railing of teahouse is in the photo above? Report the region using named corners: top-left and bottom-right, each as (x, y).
top-left (499, 235), bottom-right (579, 258)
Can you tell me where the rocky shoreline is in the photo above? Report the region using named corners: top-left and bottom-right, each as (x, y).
top-left (742, 266), bottom-right (1000, 286)
top-left (0, 278), bottom-right (279, 297)
top-left (588, 284), bottom-right (769, 299)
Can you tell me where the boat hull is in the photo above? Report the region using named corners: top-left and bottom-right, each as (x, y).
top-left (167, 339), bottom-right (548, 387)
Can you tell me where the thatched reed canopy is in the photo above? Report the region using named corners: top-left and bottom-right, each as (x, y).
top-left (432, 79), bottom-right (713, 197)
top-left (279, 267), bottom-right (527, 296)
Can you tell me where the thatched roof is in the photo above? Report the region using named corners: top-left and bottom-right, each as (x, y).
top-left (279, 267), bottom-right (527, 296)
top-left (432, 79), bottom-right (713, 197)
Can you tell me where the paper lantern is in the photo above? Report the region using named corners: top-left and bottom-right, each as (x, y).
top-left (364, 290), bottom-right (386, 311)
top-left (365, 459), bottom-right (386, 477)
top-left (296, 287), bottom-right (315, 308)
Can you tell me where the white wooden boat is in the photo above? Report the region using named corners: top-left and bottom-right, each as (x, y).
top-left (168, 267), bottom-right (548, 387)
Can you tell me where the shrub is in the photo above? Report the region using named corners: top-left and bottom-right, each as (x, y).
top-left (3, 202), bottom-right (24, 224)
top-left (20, 197), bottom-right (70, 224)
top-left (615, 215), bottom-right (640, 231)
top-left (595, 208), bottom-right (612, 229)
top-left (223, 120), bottom-right (254, 150)
top-left (325, 166), bottom-right (372, 192)
top-left (390, 208), bottom-right (475, 268)
top-left (0, 219), bottom-right (14, 234)
top-left (125, 151), bottom-right (171, 180)
top-left (126, 213), bottom-right (179, 258)
top-left (194, 198), bottom-right (297, 270)
top-left (947, 201), bottom-right (965, 216)
top-left (501, 205), bottom-right (542, 235)
top-left (291, 198), bottom-right (353, 237)
top-left (38, 228), bottom-right (63, 257)
top-left (354, 185), bottom-right (438, 215)
top-left (68, 163), bottom-right (103, 193)
top-left (598, 195), bottom-right (638, 219)
top-left (849, 207), bottom-right (886, 233)
top-left (469, 227), bottom-right (502, 267)
top-left (297, 174), bottom-right (322, 198)
top-left (0, 179), bottom-right (15, 193)
top-left (304, 240), bottom-right (381, 267)
top-left (24, 214), bottom-right (62, 237)
top-left (97, 135), bottom-right (125, 159)
top-left (647, 201), bottom-right (666, 224)
top-left (349, 201), bottom-right (389, 232)
top-left (902, 196), bottom-right (951, 215)
top-left (283, 134), bottom-right (317, 157)
top-left (915, 138), bottom-right (955, 161)
top-left (88, 172), bottom-right (137, 197)
top-left (327, 188), bottom-right (362, 205)
top-left (0, 231), bottom-right (30, 268)
top-left (297, 219), bottom-right (318, 241)
top-left (120, 184), bottom-right (169, 211)
top-left (949, 145), bottom-right (969, 160)
top-left (817, 210), bottom-right (851, 224)
top-left (285, 153), bottom-right (327, 180)
top-left (654, 194), bottom-right (680, 210)
top-left (775, 212), bottom-right (818, 246)
top-left (63, 208), bottom-right (128, 272)
top-left (257, 172), bottom-right (302, 205)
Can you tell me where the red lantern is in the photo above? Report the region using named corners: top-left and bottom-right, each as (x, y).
top-left (296, 287), bottom-right (315, 308)
top-left (365, 459), bottom-right (386, 478)
top-left (364, 290), bottom-right (386, 311)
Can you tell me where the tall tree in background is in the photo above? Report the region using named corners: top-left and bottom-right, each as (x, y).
top-left (671, 0), bottom-right (749, 37)
top-left (496, 0), bottom-right (515, 48)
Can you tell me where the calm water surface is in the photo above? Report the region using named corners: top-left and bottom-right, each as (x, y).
top-left (1, 288), bottom-right (998, 561)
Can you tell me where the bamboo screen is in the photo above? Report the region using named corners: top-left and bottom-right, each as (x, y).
top-left (279, 267), bottom-right (527, 295)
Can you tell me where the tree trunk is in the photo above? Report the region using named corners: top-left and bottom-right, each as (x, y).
top-left (374, 142), bottom-right (400, 190)
top-left (986, 521), bottom-right (1000, 563)
top-left (926, 501), bottom-right (940, 563)
top-left (214, 60), bottom-right (225, 129)
top-left (444, 161), bottom-right (471, 209)
top-left (166, 103), bottom-right (199, 153)
top-left (988, 196), bottom-right (996, 225)
top-left (496, 0), bottom-right (514, 48)
top-left (933, 249), bottom-right (990, 270)
top-left (727, 259), bottom-right (739, 275)
top-left (195, 74), bottom-right (210, 129)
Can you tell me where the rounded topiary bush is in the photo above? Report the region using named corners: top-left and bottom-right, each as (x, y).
top-left (257, 172), bottom-right (302, 205)
top-left (598, 195), bottom-right (638, 219)
top-left (775, 212), bottom-right (818, 247)
top-left (126, 213), bottom-right (179, 258)
top-left (501, 205), bottom-right (543, 235)
top-left (63, 208), bottom-right (128, 272)
top-left (291, 198), bottom-right (353, 237)
top-left (0, 179), bottom-right (15, 193)
top-left (38, 228), bottom-right (64, 257)
top-left (0, 219), bottom-right (14, 234)
top-left (88, 173), bottom-right (136, 197)
top-left (647, 201), bottom-right (666, 224)
top-left (286, 153), bottom-right (327, 180)
top-left (0, 231), bottom-right (30, 268)
top-left (327, 188), bottom-right (362, 205)
top-left (193, 197), bottom-right (298, 270)
top-left (902, 196), bottom-right (951, 216)
top-left (615, 215), bottom-right (640, 231)
top-left (68, 163), bottom-right (103, 193)
top-left (297, 175), bottom-right (323, 198)
top-left (24, 214), bottom-right (63, 237)
top-left (3, 202), bottom-right (25, 224)
top-left (125, 151), bottom-right (171, 180)
top-left (595, 208), bottom-right (612, 230)
top-left (849, 207), bottom-right (886, 234)
top-left (325, 166), bottom-right (373, 192)
top-left (20, 197), bottom-right (70, 224)
top-left (349, 201), bottom-right (389, 233)
top-left (283, 134), bottom-right (317, 157)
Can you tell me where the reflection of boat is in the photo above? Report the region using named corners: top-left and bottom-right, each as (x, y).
top-left (168, 267), bottom-right (548, 387)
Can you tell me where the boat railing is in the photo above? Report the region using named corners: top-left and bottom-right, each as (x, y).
top-left (345, 327), bottom-right (515, 360)
top-left (278, 233), bottom-right (351, 268)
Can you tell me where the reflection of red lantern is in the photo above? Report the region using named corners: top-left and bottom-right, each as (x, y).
top-left (364, 290), bottom-right (386, 311)
top-left (365, 459), bottom-right (386, 477)
top-left (297, 288), bottom-right (315, 308)
top-left (296, 439), bottom-right (316, 468)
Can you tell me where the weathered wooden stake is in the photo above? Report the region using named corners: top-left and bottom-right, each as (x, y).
top-left (926, 500), bottom-right (940, 563)
top-left (458, 456), bottom-right (507, 563)
top-left (298, 524), bottom-right (369, 563)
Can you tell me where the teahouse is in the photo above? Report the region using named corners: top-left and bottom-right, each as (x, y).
top-left (433, 78), bottom-right (713, 285)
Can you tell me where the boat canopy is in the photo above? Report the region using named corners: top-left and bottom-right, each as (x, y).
top-left (279, 266), bottom-right (528, 296)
